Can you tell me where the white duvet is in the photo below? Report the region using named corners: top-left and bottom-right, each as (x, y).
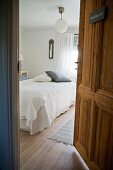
top-left (20, 79), bottom-right (75, 134)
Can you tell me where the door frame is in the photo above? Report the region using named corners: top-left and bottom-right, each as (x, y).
top-left (0, 0), bottom-right (19, 169)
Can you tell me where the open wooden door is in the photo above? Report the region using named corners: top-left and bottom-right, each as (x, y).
top-left (74, 0), bottom-right (113, 170)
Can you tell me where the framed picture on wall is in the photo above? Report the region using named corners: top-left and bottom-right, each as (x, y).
top-left (49, 39), bottom-right (54, 59)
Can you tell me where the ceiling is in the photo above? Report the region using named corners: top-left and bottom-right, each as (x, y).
top-left (19, 0), bottom-right (80, 30)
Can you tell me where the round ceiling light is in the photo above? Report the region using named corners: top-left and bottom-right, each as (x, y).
top-left (55, 19), bottom-right (68, 33)
top-left (55, 7), bottom-right (68, 33)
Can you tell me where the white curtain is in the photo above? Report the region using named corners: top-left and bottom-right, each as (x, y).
top-left (54, 33), bottom-right (76, 78)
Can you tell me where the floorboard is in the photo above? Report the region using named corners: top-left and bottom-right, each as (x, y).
top-left (20, 106), bottom-right (89, 170)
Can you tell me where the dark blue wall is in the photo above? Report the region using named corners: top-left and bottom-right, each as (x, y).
top-left (0, 0), bottom-right (19, 170)
top-left (0, 0), bottom-right (12, 169)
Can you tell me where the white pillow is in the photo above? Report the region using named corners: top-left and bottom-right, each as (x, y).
top-left (33, 74), bottom-right (52, 82)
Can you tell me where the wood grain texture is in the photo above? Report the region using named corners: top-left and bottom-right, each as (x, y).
top-left (74, 0), bottom-right (113, 170)
top-left (78, 98), bottom-right (91, 154)
top-left (20, 106), bottom-right (89, 170)
top-left (100, 0), bottom-right (113, 93)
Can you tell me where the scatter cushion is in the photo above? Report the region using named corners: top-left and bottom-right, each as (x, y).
top-left (45, 71), bottom-right (71, 82)
top-left (33, 74), bottom-right (52, 82)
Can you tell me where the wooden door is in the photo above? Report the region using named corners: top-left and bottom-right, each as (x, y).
top-left (74, 0), bottom-right (113, 170)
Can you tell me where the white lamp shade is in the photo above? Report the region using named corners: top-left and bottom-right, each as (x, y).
top-left (55, 19), bottom-right (68, 33)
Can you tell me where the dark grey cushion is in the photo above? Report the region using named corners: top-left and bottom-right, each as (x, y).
top-left (45, 71), bottom-right (71, 82)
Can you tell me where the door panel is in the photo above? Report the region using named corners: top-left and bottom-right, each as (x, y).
top-left (100, 0), bottom-right (113, 92)
top-left (78, 98), bottom-right (91, 155)
top-left (74, 0), bottom-right (113, 169)
top-left (90, 104), bottom-right (113, 169)
top-left (82, 0), bottom-right (94, 88)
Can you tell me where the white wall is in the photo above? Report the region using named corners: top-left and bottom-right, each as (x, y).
top-left (21, 27), bottom-right (79, 78)
top-left (22, 30), bottom-right (55, 77)
top-left (19, 28), bottom-right (23, 58)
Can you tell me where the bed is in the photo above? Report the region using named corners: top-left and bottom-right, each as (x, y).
top-left (19, 79), bottom-right (75, 135)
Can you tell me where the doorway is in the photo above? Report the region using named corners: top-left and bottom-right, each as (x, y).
top-left (18, 0), bottom-right (87, 170)
top-left (1, 0), bottom-right (113, 170)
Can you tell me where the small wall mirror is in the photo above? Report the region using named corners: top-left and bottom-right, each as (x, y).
top-left (49, 39), bottom-right (54, 59)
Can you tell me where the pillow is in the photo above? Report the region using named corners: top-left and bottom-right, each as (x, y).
top-left (45, 71), bottom-right (71, 82)
top-left (33, 74), bottom-right (52, 82)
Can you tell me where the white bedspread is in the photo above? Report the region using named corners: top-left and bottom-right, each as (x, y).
top-left (20, 79), bottom-right (75, 134)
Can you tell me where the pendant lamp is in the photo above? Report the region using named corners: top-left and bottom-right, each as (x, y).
top-left (55, 7), bottom-right (68, 33)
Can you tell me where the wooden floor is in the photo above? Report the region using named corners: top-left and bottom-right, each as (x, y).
top-left (20, 106), bottom-right (89, 170)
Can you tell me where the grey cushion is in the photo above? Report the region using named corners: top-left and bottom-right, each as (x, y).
top-left (46, 71), bottom-right (71, 82)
